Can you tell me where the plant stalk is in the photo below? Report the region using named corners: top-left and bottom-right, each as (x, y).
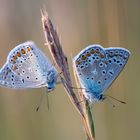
top-left (41, 9), bottom-right (95, 140)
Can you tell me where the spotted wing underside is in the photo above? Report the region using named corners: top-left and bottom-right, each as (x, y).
top-left (73, 44), bottom-right (130, 101)
top-left (0, 41), bottom-right (54, 88)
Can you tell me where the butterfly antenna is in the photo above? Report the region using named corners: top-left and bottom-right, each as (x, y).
top-left (106, 95), bottom-right (126, 104)
top-left (36, 92), bottom-right (45, 112)
top-left (105, 97), bottom-right (116, 108)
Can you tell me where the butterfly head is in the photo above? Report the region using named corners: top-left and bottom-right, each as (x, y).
top-left (87, 90), bottom-right (106, 102)
top-left (97, 94), bottom-right (105, 101)
top-left (46, 68), bottom-right (58, 91)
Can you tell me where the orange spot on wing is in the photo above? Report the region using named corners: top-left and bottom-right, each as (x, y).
top-left (90, 49), bottom-right (95, 54)
top-left (27, 47), bottom-right (31, 51)
top-left (17, 52), bottom-right (21, 57)
top-left (82, 55), bottom-right (87, 60)
top-left (13, 65), bottom-right (18, 70)
top-left (95, 49), bottom-right (100, 53)
top-left (100, 54), bottom-right (105, 58)
top-left (13, 55), bottom-right (17, 60)
top-left (76, 60), bottom-right (82, 65)
top-left (11, 59), bottom-right (16, 64)
top-left (21, 49), bottom-right (26, 54)
top-left (86, 52), bottom-right (91, 56)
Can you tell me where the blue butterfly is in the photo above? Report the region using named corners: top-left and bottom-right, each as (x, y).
top-left (0, 41), bottom-right (58, 91)
top-left (73, 44), bottom-right (130, 102)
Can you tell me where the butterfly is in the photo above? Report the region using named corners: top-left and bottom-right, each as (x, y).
top-left (0, 41), bottom-right (58, 91)
top-left (73, 44), bottom-right (130, 102)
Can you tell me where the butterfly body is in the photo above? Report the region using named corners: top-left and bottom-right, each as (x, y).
top-left (73, 44), bottom-right (130, 102)
top-left (0, 41), bottom-right (58, 90)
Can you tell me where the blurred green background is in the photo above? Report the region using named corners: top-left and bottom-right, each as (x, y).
top-left (0, 0), bottom-right (138, 140)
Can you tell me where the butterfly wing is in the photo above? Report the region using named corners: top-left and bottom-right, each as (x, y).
top-left (0, 63), bottom-right (45, 88)
top-left (73, 44), bottom-right (130, 102)
top-left (0, 41), bottom-right (57, 89)
top-left (73, 45), bottom-right (107, 101)
top-left (102, 47), bottom-right (130, 92)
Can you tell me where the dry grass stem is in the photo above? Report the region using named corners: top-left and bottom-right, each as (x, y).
top-left (41, 9), bottom-right (95, 140)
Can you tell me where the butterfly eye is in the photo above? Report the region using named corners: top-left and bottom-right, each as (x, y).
top-left (48, 87), bottom-right (52, 90)
top-left (99, 95), bottom-right (104, 100)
